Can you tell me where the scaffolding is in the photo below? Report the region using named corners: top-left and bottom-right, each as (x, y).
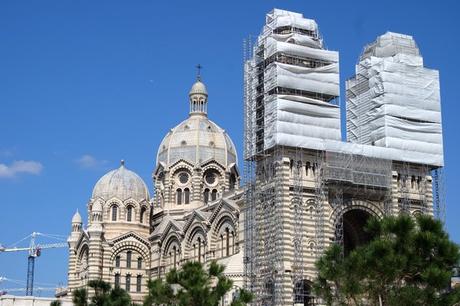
top-left (243, 9), bottom-right (445, 306)
top-left (292, 147), bottom-right (305, 301)
top-left (243, 35), bottom-right (256, 295)
top-left (314, 152), bottom-right (326, 257)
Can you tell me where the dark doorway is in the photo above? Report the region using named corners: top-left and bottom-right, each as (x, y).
top-left (342, 209), bottom-right (373, 255)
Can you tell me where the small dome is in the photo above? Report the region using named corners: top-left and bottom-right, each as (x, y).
top-left (92, 162), bottom-right (150, 202)
top-left (189, 80), bottom-right (208, 96)
top-left (72, 210), bottom-right (82, 223)
top-left (157, 116), bottom-right (237, 167)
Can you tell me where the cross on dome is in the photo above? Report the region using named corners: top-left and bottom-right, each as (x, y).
top-left (196, 64), bottom-right (202, 81)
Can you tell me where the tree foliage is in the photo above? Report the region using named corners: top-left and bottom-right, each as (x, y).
top-left (143, 260), bottom-right (253, 306)
top-left (50, 300), bottom-right (62, 306)
top-left (72, 279), bottom-right (132, 306)
top-left (314, 214), bottom-right (460, 306)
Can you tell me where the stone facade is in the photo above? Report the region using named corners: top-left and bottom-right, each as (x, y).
top-left (249, 149), bottom-right (433, 305)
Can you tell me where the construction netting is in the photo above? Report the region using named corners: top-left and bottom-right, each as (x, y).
top-left (347, 32), bottom-right (443, 166)
top-left (245, 11), bottom-right (443, 167)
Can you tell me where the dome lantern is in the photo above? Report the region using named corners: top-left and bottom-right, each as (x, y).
top-left (189, 64), bottom-right (208, 116)
top-left (72, 209), bottom-right (82, 224)
top-left (71, 209), bottom-right (82, 232)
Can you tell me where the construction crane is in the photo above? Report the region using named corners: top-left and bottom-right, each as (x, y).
top-left (0, 232), bottom-right (67, 296)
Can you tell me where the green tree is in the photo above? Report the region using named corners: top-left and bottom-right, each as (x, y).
top-left (72, 279), bottom-right (132, 306)
top-left (50, 300), bottom-right (62, 306)
top-left (314, 215), bottom-right (460, 306)
top-left (144, 260), bottom-right (253, 306)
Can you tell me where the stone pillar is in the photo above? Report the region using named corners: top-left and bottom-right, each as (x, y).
top-left (192, 167), bottom-right (202, 203)
top-left (67, 244), bottom-right (77, 290)
top-left (87, 227), bottom-right (103, 281)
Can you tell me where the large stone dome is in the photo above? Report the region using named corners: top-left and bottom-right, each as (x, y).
top-left (156, 77), bottom-right (238, 168)
top-left (156, 116), bottom-right (237, 167)
top-left (92, 162), bottom-right (150, 202)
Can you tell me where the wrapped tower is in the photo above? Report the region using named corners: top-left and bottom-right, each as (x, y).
top-left (346, 32), bottom-right (443, 166)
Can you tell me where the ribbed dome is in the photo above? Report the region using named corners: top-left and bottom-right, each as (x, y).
top-left (92, 162), bottom-right (150, 202)
top-left (189, 80), bottom-right (208, 96)
top-left (157, 116), bottom-right (237, 167)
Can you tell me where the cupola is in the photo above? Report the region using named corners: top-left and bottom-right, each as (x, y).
top-left (189, 65), bottom-right (208, 115)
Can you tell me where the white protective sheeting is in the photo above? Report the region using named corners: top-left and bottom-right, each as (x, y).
top-left (346, 32), bottom-right (443, 166)
top-left (264, 95), bottom-right (342, 149)
top-left (246, 12), bottom-right (444, 167)
top-left (273, 136), bottom-right (443, 167)
top-left (270, 9), bottom-right (318, 32)
top-left (245, 9), bottom-right (341, 158)
top-left (265, 38), bottom-right (337, 62)
top-left (264, 61), bottom-right (340, 97)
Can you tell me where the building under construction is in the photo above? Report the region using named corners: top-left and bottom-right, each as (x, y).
top-left (243, 9), bottom-right (444, 305)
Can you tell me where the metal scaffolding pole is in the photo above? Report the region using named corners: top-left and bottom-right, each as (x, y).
top-left (314, 151), bottom-right (326, 257)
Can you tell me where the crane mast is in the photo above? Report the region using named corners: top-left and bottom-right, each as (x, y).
top-left (0, 232), bottom-right (67, 296)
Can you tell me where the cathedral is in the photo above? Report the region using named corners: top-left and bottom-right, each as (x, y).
top-left (64, 8), bottom-right (445, 306)
top-left (66, 77), bottom-right (245, 304)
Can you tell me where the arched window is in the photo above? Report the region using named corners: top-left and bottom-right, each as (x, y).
top-left (140, 207), bottom-right (146, 223)
top-left (220, 234), bottom-right (224, 258)
top-left (115, 255), bottom-right (121, 268)
top-left (127, 206), bottom-right (133, 222)
top-left (136, 275), bottom-right (142, 293)
top-left (306, 162), bottom-right (311, 176)
top-left (173, 246), bottom-right (177, 268)
top-left (204, 188), bottom-right (209, 204)
top-left (231, 231), bottom-right (235, 255)
top-left (126, 251), bottom-right (132, 268)
top-left (111, 206), bottom-right (118, 221)
top-left (184, 188), bottom-right (190, 204)
top-left (114, 273), bottom-right (120, 287)
top-left (265, 279), bottom-right (275, 301)
top-left (125, 274), bottom-right (131, 292)
top-left (176, 189), bottom-right (182, 205)
top-left (198, 237), bottom-right (202, 263)
top-left (211, 189), bottom-right (217, 201)
top-left (225, 228), bottom-right (230, 256)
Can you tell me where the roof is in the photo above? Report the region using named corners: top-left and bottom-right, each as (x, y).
top-left (92, 162), bottom-right (150, 202)
top-left (156, 116), bottom-right (237, 168)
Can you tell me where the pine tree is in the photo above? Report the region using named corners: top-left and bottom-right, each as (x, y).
top-left (71, 279), bottom-right (132, 306)
top-left (143, 261), bottom-right (253, 306)
top-left (314, 215), bottom-right (460, 306)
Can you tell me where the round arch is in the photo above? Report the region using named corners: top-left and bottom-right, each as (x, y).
top-left (331, 200), bottom-right (383, 255)
top-left (110, 241), bottom-right (150, 263)
top-left (210, 213), bottom-right (236, 250)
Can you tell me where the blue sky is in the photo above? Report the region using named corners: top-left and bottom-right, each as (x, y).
top-left (0, 0), bottom-right (459, 296)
